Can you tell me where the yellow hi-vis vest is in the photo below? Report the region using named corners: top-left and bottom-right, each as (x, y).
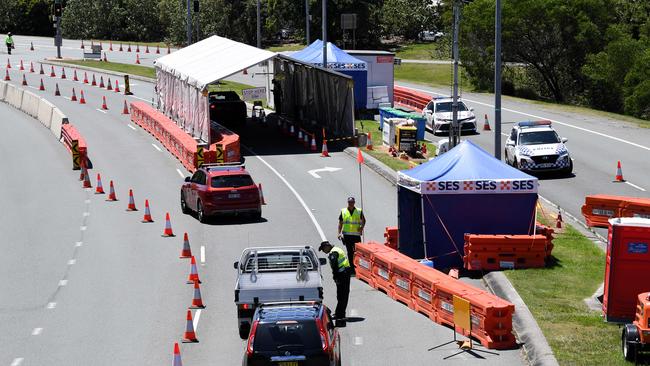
top-left (341, 208), bottom-right (362, 235)
top-left (331, 246), bottom-right (350, 272)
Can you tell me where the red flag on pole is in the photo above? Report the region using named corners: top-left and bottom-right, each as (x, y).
top-left (357, 148), bottom-right (364, 164)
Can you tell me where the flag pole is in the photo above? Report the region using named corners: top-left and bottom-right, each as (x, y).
top-left (357, 148), bottom-right (365, 243)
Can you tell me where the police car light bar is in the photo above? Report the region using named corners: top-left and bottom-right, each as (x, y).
top-left (517, 120), bottom-right (552, 128)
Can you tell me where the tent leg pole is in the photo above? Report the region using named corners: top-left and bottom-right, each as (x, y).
top-left (421, 193), bottom-right (427, 259)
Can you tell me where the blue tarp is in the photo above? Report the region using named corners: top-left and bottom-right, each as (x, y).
top-left (397, 140), bottom-right (539, 270)
top-left (289, 40), bottom-right (367, 110)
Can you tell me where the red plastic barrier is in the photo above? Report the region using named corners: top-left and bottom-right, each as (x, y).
top-left (383, 226), bottom-right (398, 250)
top-left (60, 123), bottom-right (87, 170)
top-left (353, 242), bottom-right (391, 287)
top-left (358, 241), bottom-right (516, 350)
top-left (130, 102), bottom-right (240, 172)
top-left (621, 198), bottom-right (650, 219)
top-left (581, 195), bottom-right (628, 228)
top-left (393, 85), bottom-right (433, 112)
top-left (463, 234), bottom-right (551, 271)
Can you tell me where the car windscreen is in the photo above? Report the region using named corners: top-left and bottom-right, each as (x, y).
top-left (435, 101), bottom-right (468, 113)
top-left (254, 320), bottom-right (321, 352)
top-left (211, 174), bottom-right (254, 188)
top-left (519, 131), bottom-right (560, 145)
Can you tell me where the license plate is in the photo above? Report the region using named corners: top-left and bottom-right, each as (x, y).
top-left (278, 363), bottom-right (299, 366)
top-left (228, 193), bottom-right (240, 198)
top-left (537, 163), bottom-right (554, 168)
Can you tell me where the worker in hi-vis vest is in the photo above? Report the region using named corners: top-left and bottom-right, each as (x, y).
top-left (337, 196), bottom-right (365, 275)
top-left (318, 241), bottom-right (351, 322)
top-left (5, 32), bottom-right (14, 55)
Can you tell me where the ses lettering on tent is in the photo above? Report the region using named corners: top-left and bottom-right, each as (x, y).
top-left (427, 180), bottom-right (536, 193)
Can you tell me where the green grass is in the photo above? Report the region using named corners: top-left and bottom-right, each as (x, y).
top-left (207, 81), bottom-right (259, 99)
top-left (393, 42), bottom-right (450, 61)
top-left (394, 63), bottom-right (473, 90)
top-left (266, 43), bottom-right (306, 52)
top-left (58, 60), bottom-right (156, 79)
top-left (504, 223), bottom-right (626, 366)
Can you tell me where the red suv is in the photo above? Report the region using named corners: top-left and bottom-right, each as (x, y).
top-left (243, 302), bottom-right (341, 366)
top-left (181, 164), bottom-right (262, 222)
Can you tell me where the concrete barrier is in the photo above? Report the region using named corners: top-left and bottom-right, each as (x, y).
top-left (20, 91), bottom-right (40, 118)
top-left (50, 107), bottom-right (67, 139)
top-left (5, 84), bottom-right (24, 109)
top-left (0, 81), bottom-right (7, 101)
top-left (37, 98), bottom-right (55, 128)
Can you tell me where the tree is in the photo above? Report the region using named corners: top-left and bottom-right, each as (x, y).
top-left (381, 0), bottom-right (440, 40)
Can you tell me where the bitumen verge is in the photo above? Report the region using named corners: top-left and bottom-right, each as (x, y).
top-left (40, 59), bottom-right (156, 83)
top-left (342, 146), bottom-right (559, 366)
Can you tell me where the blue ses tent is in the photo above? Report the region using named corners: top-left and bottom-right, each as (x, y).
top-left (289, 40), bottom-right (367, 110)
top-left (397, 140), bottom-right (539, 270)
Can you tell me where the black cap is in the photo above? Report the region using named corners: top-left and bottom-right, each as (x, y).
top-left (347, 196), bottom-right (355, 203)
top-left (318, 241), bottom-right (332, 252)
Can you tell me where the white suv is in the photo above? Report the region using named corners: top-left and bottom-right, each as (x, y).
top-left (505, 121), bottom-right (573, 175)
top-left (422, 97), bottom-right (477, 135)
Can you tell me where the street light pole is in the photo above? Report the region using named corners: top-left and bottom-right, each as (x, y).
top-left (305, 0), bottom-right (310, 44)
top-left (450, 0), bottom-right (461, 148)
top-left (54, 0), bottom-right (62, 58)
top-left (322, 0), bottom-right (327, 67)
top-left (256, 0), bottom-right (262, 48)
top-left (494, 0), bottom-right (502, 159)
top-left (186, 0), bottom-right (192, 45)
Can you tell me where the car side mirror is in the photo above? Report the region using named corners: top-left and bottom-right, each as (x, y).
top-left (319, 258), bottom-right (327, 265)
top-left (506, 141), bottom-right (514, 146)
top-left (424, 110), bottom-right (432, 115)
top-left (233, 261), bottom-right (239, 269)
top-left (561, 137), bottom-right (568, 143)
top-left (184, 177), bottom-right (191, 182)
top-left (470, 107), bottom-right (474, 112)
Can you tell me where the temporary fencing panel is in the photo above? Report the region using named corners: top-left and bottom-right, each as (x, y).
top-left (463, 234), bottom-right (551, 271)
top-left (357, 241), bottom-right (516, 350)
top-left (603, 218), bottom-right (650, 322)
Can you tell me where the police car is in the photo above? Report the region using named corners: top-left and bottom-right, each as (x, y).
top-left (505, 120), bottom-right (573, 175)
top-left (422, 97), bottom-right (477, 135)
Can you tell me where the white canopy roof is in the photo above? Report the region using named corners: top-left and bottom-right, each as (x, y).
top-left (154, 35), bottom-right (277, 91)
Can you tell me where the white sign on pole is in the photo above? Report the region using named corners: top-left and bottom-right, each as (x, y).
top-left (242, 87), bottom-right (267, 101)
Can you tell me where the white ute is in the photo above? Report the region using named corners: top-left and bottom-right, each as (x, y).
top-left (233, 246), bottom-right (325, 339)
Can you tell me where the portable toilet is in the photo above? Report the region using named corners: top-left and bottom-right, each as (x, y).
top-left (603, 217), bottom-right (650, 322)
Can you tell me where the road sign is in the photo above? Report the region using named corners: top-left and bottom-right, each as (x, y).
top-left (196, 146), bottom-right (204, 167)
top-left (71, 140), bottom-right (80, 170)
top-left (242, 87), bottom-right (266, 102)
top-left (215, 144), bottom-right (224, 163)
top-left (453, 295), bottom-right (471, 331)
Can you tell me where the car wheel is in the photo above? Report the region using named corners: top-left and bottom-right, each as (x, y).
top-left (180, 192), bottom-right (189, 214)
top-left (513, 159), bottom-right (519, 169)
top-left (252, 208), bottom-right (262, 221)
top-left (197, 200), bottom-right (207, 223)
top-left (563, 159), bottom-right (573, 175)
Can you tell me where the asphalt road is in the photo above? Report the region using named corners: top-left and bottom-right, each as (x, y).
top-left (1, 37), bottom-right (524, 365)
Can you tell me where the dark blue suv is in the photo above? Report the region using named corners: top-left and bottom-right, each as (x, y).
top-left (243, 302), bottom-right (341, 366)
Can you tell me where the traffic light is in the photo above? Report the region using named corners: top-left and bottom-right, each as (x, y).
top-left (54, 1), bottom-right (62, 17)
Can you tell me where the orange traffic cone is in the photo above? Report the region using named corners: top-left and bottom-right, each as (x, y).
top-left (71, 88), bottom-right (77, 101)
top-left (99, 76), bottom-right (105, 88)
top-left (180, 233), bottom-right (192, 258)
top-left (107, 78), bottom-right (112, 90)
top-left (79, 90), bottom-right (86, 104)
top-left (29, 62), bottom-right (34, 73)
top-left (156, 45), bottom-right (160, 54)
top-left (30, 42), bottom-right (34, 51)
top-left (119, 43), bottom-right (123, 52)
top-left (99, 42), bottom-right (103, 50)
top-left (135, 54), bottom-right (141, 64)
top-left (61, 67), bottom-right (66, 79)
top-left (6, 58), bottom-right (11, 68)
top-left (122, 100), bottom-right (129, 114)
top-left (172, 343), bottom-right (183, 366)
top-left (258, 183), bottom-right (266, 205)
top-left (483, 114), bottom-right (491, 131)
top-left (91, 74), bottom-right (97, 86)
top-left (106, 180), bottom-right (118, 201)
top-left (189, 280), bottom-right (205, 309)
top-left (83, 72), bottom-right (88, 84)
top-left (101, 96), bottom-right (108, 110)
top-left (50, 66), bottom-right (56, 77)
top-left (321, 139), bottom-right (330, 157)
top-left (4, 69), bottom-right (9, 81)
top-left (19, 60), bottom-right (24, 70)
top-left (145, 45), bottom-right (150, 53)
top-left (127, 44), bottom-right (132, 52)
top-left (39, 78), bottom-right (45, 91)
top-left (126, 189), bottom-right (137, 211)
top-left (141, 199), bottom-right (154, 222)
top-left (167, 45), bottom-right (171, 54)
top-left (181, 310), bottom-right (198, 343)
top-left (103, 52), bottom-right (108, 62)
top-left (114, 80), bottom-right (121, 93)
top-left (243, 68), bottom-right (248, 75)
top-left (82, 166), bottom-right (92, 188)
top-left (310, 135), bottom-right (317, 151)
top-left (21, 74), bottom-right (27, 86)
top-left (136, 44), bottom-right (140, 53)
top-left (73, 69), bottom-right (78, 81)
top-left (556, 209), bottom-right (563, 229)
top-left (614, 161), bottom-right (625, 182)
top-left (54, 83), bottom-right (61, 96)
top-left (80, 40), bottom-right (84, 49)
top-left (162, 212), bottom-right (175, 237)
top-left (95, 173), bottom-right (105, 194)
top-left (186, 256), bottom-right (201, 284)
top-left (109, 41), bottom-right (113, 51)
top-left (39, 63), bottom-right (44, 75)
top-left (366, 132), bottom-right (374, 150)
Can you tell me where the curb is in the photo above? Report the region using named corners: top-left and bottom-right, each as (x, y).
top-left (40, 59), bottom-right (156, 84)
top-left (342, 146), bottom-right (559, 366)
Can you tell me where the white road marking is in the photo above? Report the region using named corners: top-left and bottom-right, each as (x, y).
top-left (75, 241), bottom-right (83, 247)
top-left (127, 124), bottom-right (136, 130)
top-left (353, 336), bottom-right (363, 346)
top-left (350, 309), bottom-right (358, 317)
top-left (625, 181), bottom-right (647, 192)
top-left (31, 328), bottom-right (43, 336)
top-left (80, 226), bottom-right (87, 231)
top-left (46, 302), bottom-right (56, 309)
top-left (83, 212), bottom-right (90, 217)
top-left (62, 96), bottom-right (71, 101)
top-left (28, 86), bottom-right (39, 90)
top-left (58, 280), bottom-right (68, 287)
top-left (68, 259), bottom-right (76, 265)
top-left (255, 155), bottom-right (327, 241)
top-left (193, 309), bottom-right (202, 331)
top-left (401, 84), bottom-right (650, 152)
top-left (176, 168), bottom-right (185, 178)
top-left (85, 199), bottom-right (91, 204)
top-left (129, 95), bottom-right (150, 102)
top-left (10, 358), bottom-right (24, 366)
top-left (308, 166), bottom-right (342, 179)
top-left (96, 109), bottom-right (107, 114)
top-left (200, 246), bottom-right (205, 266)
top-left (151, 143), bottom-right (162, 152)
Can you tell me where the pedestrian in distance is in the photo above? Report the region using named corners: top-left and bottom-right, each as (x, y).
top-left (337, 196), bottom-right (365, 275)
top-left (318, 241), bottom-right (351, 325)
top-left (5, 32), bottom-right (14, 55)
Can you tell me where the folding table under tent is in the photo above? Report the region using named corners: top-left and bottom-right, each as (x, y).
top-left (396, 140), bottom-right (539, 270)
top-left (288, 40), bottom-right (367, 110)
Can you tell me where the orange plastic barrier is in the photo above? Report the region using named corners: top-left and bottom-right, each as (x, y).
top-left (353, 242), bottom-right (391, 287)
top-left (393, 85), bottom-right (431, 112)
top-left (581, 195), bottom-right (629, 227)
top-left (356, 241), bottom-right (516, 350)
top-left (621, 198), bottom-right (650, 219)
top-left (60, 123), bottom-right (87, 170)
top-left (130, 102), bottom-right (240, 172)
top-left (383, 226), bottom-right (398, 250)
top-left (463, 234), bottom-right (551, 271)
